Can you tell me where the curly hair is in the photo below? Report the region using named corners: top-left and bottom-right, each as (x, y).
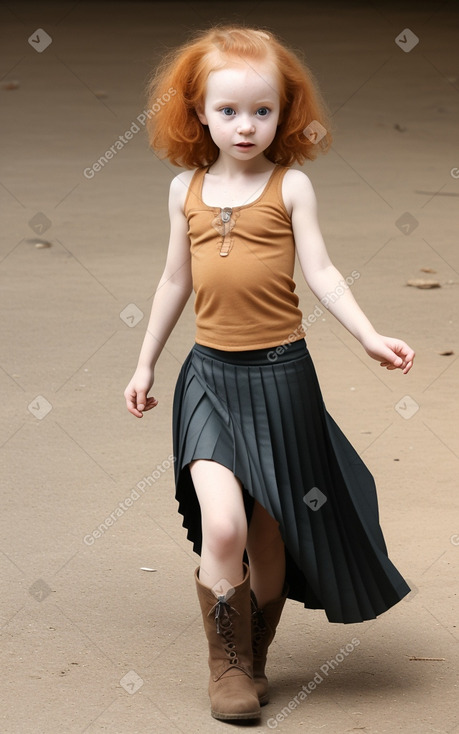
top-left (145, 25), bottom-right (332, 169)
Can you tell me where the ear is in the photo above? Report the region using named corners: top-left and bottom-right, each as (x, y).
top-left (195, 106), bottom-right (208, 125)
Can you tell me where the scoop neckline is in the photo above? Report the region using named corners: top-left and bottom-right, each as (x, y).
top-left (199, 165), bottom-right (280, 211)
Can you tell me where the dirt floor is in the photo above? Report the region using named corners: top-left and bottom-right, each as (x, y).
top-left (1, 1), bottom-right (458, 732)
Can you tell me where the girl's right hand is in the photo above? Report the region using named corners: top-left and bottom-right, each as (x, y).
top-left (124, 366), bottom-right (158, 418)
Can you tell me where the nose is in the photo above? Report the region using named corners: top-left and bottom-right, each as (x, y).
top-left (236, 116), bottom-right (255, 135)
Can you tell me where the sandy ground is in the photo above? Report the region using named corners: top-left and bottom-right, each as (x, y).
top-left (1, 1), bottom-right (459, 732)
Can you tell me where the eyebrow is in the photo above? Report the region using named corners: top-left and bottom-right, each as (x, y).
top-left (212, 99), bottom-right (276, 106)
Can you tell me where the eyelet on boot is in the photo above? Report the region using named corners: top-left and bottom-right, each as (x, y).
top-left (195, 565), bottom-right (261, 721)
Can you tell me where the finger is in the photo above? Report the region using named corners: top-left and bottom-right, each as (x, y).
top-left (380, 341), bottom-right (405, 367)
top-left (402, 358), bottom-right (414, 374)
top-left (124, 390), bottom-right (144, 418)
top-left (395, 343), bottom-right (415, 362)
top-left (142, 397), bottom-right (159, 412)
top-left (126, 402), bottom-right (143, 418)
top-left (136, 391), bottom-right (148, 412)
top-left (383, 353), bottom-right (403, 368)
top-left (394, 346), bottom-right (415, 373)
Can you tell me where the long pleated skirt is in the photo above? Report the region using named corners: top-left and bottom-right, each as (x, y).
top-left (172, 338), bottom-right (410, 624)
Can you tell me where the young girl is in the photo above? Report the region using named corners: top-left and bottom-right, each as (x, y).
top-left (124, 26), bottom-right (415, 723)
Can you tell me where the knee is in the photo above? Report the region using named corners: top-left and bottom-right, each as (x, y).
top-left (202, 517), bottom-right (246, 558)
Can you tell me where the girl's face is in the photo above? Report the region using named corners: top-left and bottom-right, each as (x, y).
top-left (196, 61), bottom-right (281, 163)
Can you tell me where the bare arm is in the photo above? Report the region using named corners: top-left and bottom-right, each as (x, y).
top-left (285, 170), bottom-right (415, 373)
top-left (124, 174), bottom-right (193, 417)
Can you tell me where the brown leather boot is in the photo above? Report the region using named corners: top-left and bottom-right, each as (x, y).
top-left (195, 564), bottom-right (261, 721)
top-left (251, 586), bottom-right (288, 705)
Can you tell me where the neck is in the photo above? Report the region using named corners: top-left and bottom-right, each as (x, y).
top-left (208, 152), bottom-right (274, 177)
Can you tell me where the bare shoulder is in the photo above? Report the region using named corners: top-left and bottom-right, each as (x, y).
top-left (282, 168), bottom-right (317, 215)
top-left (169, 169), bottom-right (198, 212)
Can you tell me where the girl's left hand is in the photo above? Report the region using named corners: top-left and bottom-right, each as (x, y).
top-left (363, 333), bottom-right (415, 374)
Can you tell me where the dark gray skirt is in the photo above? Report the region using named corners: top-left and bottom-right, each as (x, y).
top-left (172, 339), bottom-right (410, 623)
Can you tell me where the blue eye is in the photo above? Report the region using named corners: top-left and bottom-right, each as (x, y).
top-left (257, 107), bottom-right (270, 117)
top-left (221, 107), bottom-right (235, 116)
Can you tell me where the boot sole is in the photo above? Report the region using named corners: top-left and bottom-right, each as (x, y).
top-left (211, 709), bottom-right (261, 721)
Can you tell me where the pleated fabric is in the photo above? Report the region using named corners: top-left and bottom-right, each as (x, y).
top-left (172, 339), bottom-right (410, 624)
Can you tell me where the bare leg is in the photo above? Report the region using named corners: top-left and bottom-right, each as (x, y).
top-left (191, 460), bottom-right (260, 720)
top-left (189, 459), bottom-right (247, 591)
top-left (246, 501), bottom-right (285, 608)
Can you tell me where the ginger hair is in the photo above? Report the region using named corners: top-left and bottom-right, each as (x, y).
top-left (145, 25), bottom-right (332, 169)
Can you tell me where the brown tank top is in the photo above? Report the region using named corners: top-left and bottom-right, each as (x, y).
top-left (184, 165), bottom-right (305, 351)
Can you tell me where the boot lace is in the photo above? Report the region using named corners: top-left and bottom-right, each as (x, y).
top-left (209, 596), bottom-right (240, 664)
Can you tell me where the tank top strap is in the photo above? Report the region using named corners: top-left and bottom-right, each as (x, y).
top-left (184, 167), bottom-right (208, 214)
top-left (260, 165), bottom-right (289, 210)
